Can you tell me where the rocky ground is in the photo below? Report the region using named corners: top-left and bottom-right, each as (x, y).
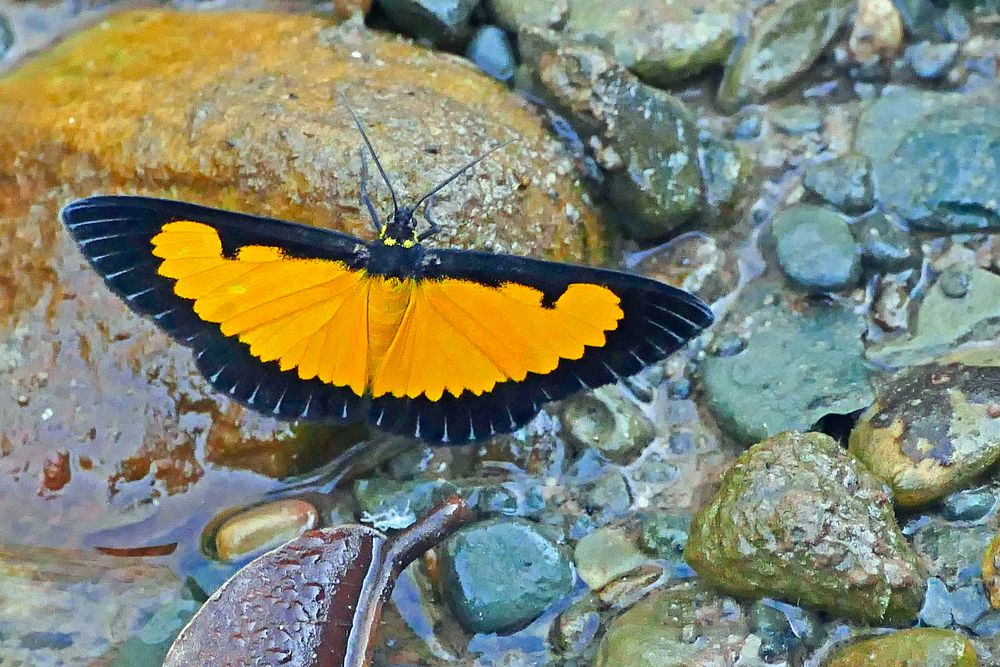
top-left (2, 0), bottom-right (1000, 665)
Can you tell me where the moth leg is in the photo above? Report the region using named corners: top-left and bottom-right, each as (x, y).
top-left (417, 195), bottom-right (442, 241)
top-left (359, 145), bottom-right (383, 233)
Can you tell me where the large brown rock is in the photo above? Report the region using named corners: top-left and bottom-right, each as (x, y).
top-left (0, 10), bottom-right (603, 550)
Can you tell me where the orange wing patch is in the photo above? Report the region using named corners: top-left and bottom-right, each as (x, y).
top-left (371, 279), bottom-right (623, 400)
top-left (152, 222), bottom-right (623, 401)
top-left (153, 221), bottom-right (370, 395)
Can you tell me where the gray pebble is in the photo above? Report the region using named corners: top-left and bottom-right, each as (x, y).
top-left (906, 41), bottom-right (960, 80)
top-left (918, 577), bottom-right (954, 628)
top-left (465, 25), bottom-right (516, 82)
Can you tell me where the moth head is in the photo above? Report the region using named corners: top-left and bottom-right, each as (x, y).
top-left (381, 206), bottom-right (419, 248)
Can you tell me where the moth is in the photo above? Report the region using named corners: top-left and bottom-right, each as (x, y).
top-left (60, 109), bottom-right (713, 443)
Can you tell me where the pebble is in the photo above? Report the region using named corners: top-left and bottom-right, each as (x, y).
top-left (848, 0), bottom-right (903, 62)
top-left (802, 153), bottom-right (874, 214)
top-left (732, 112), bottom-right (763, 140)
top-left (749, 598), bottom-right (822, 660)
top-left (560, 386), bottom-right (655, 464)
top-left (951, 581), bottom-right (990, 628)
top-left (919, 577), bottom-right (954, 628)
top-left (942, 487), bottom-right (998, 522)
top-left (213, 499), bottom-right (319, 562)
top-left (770, 104), bottom-right (824, 135)
top-left (853, 211), bottom-right (922, 272)
top-left (583, 472), bottom-right (633, 525)
top-left (574, 527), bottom-right (650, 592)
top-left (465, 25), bottom-right (516, 82)
top-left (717, 0), bottom-right (853, 110)
top-left (553, 597), bottom-right (601, 654)
top-left (771, 204), bottom-right (861, 293)
top-left (873, 274), bottom-right (913, 332)
top-left (939, 267), bottom-right (971, 298)
top-left (639, 513), bottom-right (690, 560)
top-left (907, 41), bottom-right (960, 80)
top-left (440, 518), bottom-right (573, 634)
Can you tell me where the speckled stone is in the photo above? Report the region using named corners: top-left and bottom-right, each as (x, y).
top-left (686, 431), bottom-right (925, 625)
top-left (802, 153), bottom-right (874, 214)
top-left (718, 0), bottom-right (853, 110)
top-left (823, 628), bottom-right (977, 666)
top-left (560, 386), bottom-right (654, 464)
top-left (849, 363), bottom-right (1000, 508)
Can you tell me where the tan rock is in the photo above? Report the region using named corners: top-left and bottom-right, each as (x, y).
top-left (849, 0), bottom-right (904, 63)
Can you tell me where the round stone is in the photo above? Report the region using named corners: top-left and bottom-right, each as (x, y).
top-left (440, 518), bottom-right (573, 634)
top-left (772, 204), bottom-right (861, 293)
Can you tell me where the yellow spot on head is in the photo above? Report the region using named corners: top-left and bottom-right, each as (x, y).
top-left (402, 239), bottom-right (415, 249)
top-left (383, 237), bottom-right (398, 247)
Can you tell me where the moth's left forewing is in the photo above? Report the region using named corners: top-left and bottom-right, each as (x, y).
top-left (60, 195), bottom-right (371, 423)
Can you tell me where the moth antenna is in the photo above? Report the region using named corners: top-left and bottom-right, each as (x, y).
top-left (412, 139), bottom-right (517, 211)
top-left (340, 95), bottom-right (400, 215)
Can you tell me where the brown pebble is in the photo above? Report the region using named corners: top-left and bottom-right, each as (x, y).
top-left (41, 451), bottom-right (71, 492)
top-left (988, 404), bottom-right (1000, 419)
top-left (214, 499), bottom-right (320, 561)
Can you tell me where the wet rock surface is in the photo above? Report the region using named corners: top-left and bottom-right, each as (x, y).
top-left (560, 0), bottom-right (740, 86)
top-left (856, 88), bottom-right (1000, 233)
top-left (685, 432), bottom-right (925, 625)
top-left (702, 285), bottom-right (874, 444)
top-left (530, 43), bottom-right (704, 239)
top-left (849, 363), bottom-right (1000, 508)
top-left (592, 583), bottom-right (748, 667)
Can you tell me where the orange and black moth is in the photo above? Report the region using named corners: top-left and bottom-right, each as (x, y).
top-left (60, 111), bottom-right (713, 444)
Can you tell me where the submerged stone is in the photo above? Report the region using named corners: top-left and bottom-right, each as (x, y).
top-left (702, 285), bottom-right (873, 445)
top-left (560, 385), bottom-right (654, 464)
top-left (0, 544), bottom-right (183, 664)
top-left (686, 431), bottom-right (925, 625)
top-left (717, 0), bottom-right (853, 110)
top-left (486, 0), bottom-right (567, 32)
top-left (440, 518), bottom-right (573, 634)
top-left (212, 499), bottom-right (319, 562)
top-left (853, 211), bottom-right (922, 272)
top-left (849, 363), bottom-right (1000, 508)
top-left (870, 267), bottom-right (1000, 367)
top-left (465, 25), bottom-right (517, 82)
top-left (574, 527), bottom-right (649, 592)
top-left (824, 628), bottom-right (977, 667)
